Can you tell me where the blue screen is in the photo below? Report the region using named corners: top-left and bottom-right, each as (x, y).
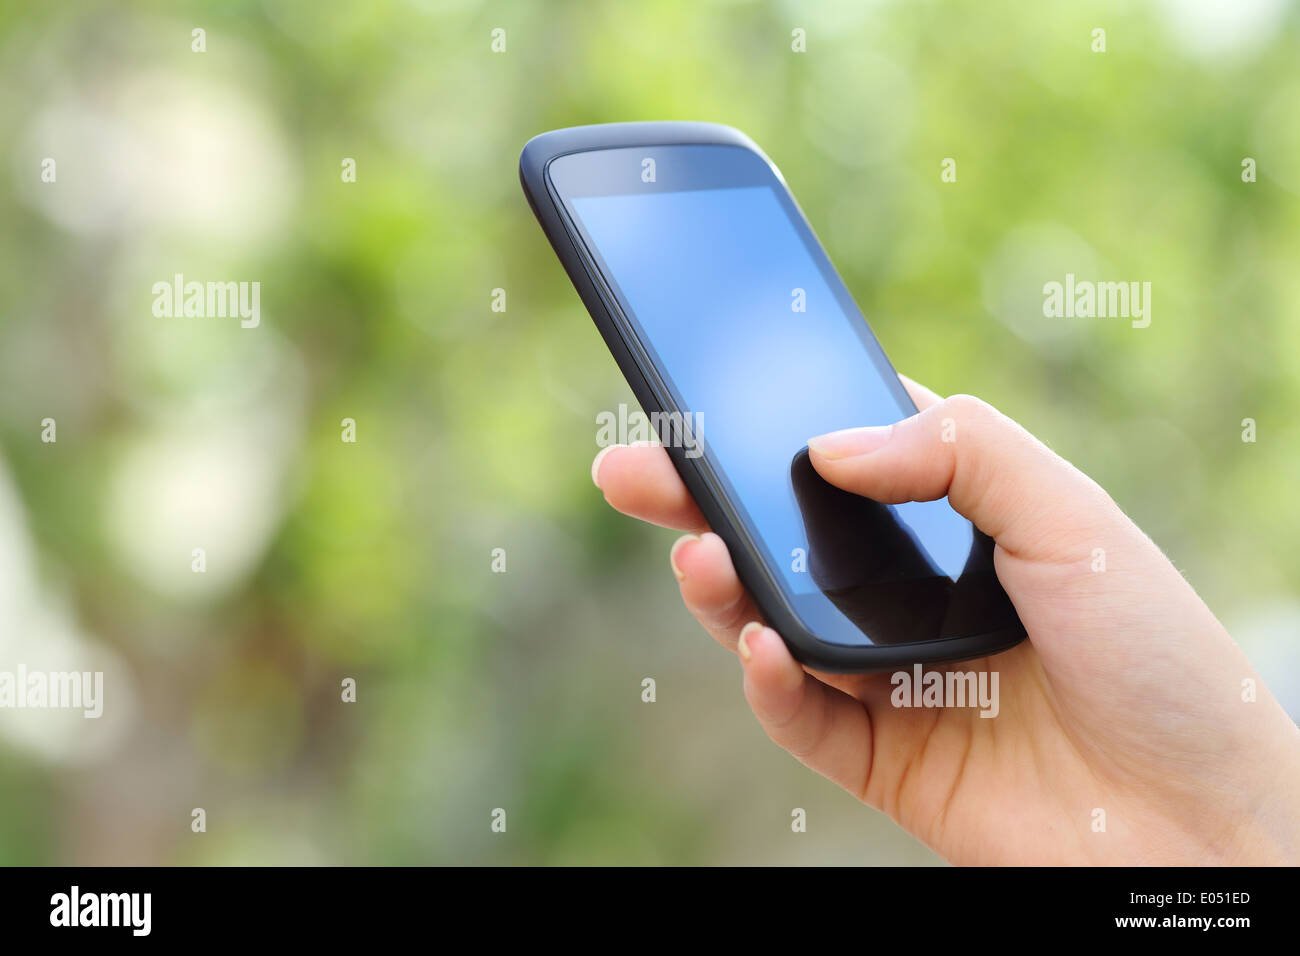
top-left (571, 185), bottom-right (975, 597)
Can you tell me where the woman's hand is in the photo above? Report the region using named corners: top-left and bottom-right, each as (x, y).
top-left (591, 376), bottom-right (1300, 864)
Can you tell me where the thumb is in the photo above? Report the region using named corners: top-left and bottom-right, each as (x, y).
top-left (806, 394), bottom-right (1125, 563)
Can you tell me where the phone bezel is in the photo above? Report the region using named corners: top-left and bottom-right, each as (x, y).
top-left (520, 122), bottom-right (1026, 671)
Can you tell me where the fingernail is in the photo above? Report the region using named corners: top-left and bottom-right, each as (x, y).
top-left (737, 621), bottom-right (763, 662)
top-left (669, 534), bottom-right (700, 581)
top-left (591, 444), bottom-right (620, 487)
top-left (807, 425), bottom-right (892, 461)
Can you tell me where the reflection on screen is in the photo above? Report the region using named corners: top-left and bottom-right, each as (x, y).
top-left (571, 185), bottom-right (979, 616)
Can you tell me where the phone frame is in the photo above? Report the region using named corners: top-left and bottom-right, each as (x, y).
top-left (520, 121), bottom-right (1026, 671)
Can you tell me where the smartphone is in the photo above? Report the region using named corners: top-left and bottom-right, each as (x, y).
top-left (520, 122), bottom-right (1025, 671)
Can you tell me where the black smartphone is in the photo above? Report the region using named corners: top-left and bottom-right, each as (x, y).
top-left (520, 122), bottom-right (1025, 671)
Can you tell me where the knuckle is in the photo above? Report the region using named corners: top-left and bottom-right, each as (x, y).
top-left (688, 587), bottom-right (750, 633)
top-left (786, 692), bottom-right (833, 759)
top-left (941, 393), bottom-right (996, 423)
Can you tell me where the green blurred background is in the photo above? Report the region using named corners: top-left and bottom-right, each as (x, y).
top-left (0, 0), bottom-right (1297, 864)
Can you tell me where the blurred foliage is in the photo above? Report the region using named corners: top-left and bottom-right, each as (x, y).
top-left (0, 0), bottom-right (1297, 864)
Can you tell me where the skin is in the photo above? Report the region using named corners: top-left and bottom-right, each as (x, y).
top-left (591, 376), bottom-right (1300, 865)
